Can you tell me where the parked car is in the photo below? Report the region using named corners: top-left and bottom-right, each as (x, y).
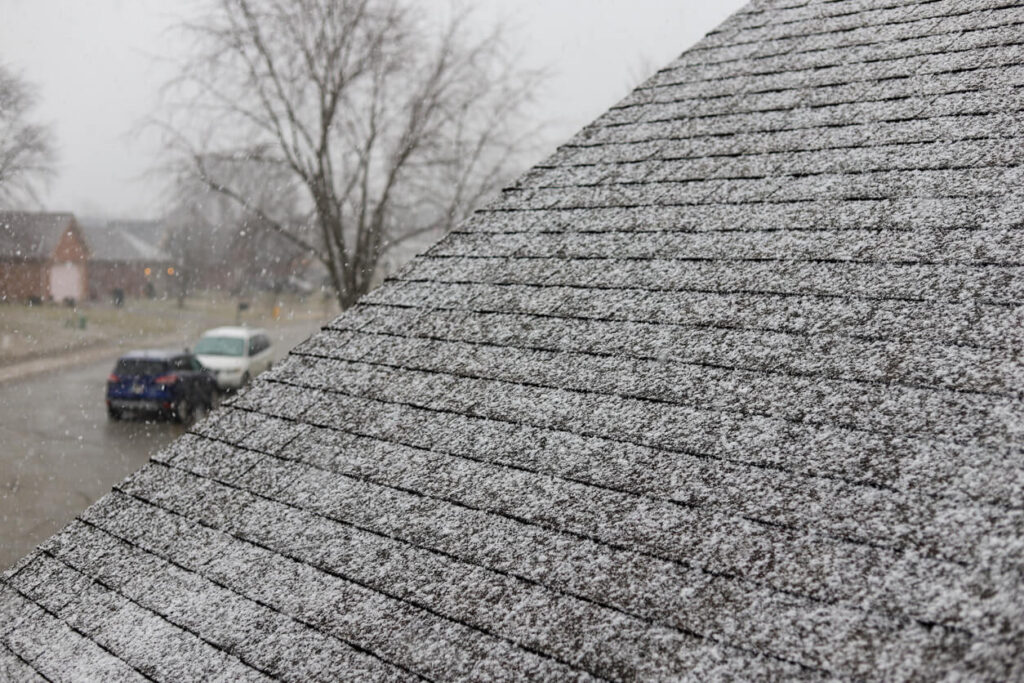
top-left (106, 350), bottom-right (217, 422)
top-left (193, 326), bottom-right (274, 390)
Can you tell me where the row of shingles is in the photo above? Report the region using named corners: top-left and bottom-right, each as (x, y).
top-left (686, 0), bottom-right (1013, 55)
top-left (371, 279), bottom-right (1024, 394)
top-left (237, 370), bottom-right (1020, 678)
top-left (400, 252), bottom-right (1024, 307)
top-left (22, 524), bottom-right (394, 683)
top-left (622, 36), bottom-right (1024, 117)
top-left (39, 519), bottom-right (414, 683)
top-left (218, 374), bottom-right (997, 678)
top-left (705, 3), bottom-right (1021, 67)
top-left (603, 48), bottom-right (1024, 122)
top-left (105, 447), bottom-right (595, 683)
top-left (182, 408), bottom-right (966, 679)
top-left (432, 228), bottom-right (1024, 268)
top-left (327, 311), bottom-right (1023, 446)
top-left (0, 579), bottom-right (141, 682)
top-left (291, 322), bottom-right (1024, 524)
top-left (647, 21), bottom-right (1021, 125)
top-left (468, 196), bottom-right (1016, 233)
top-left (541, 105), bottom-right (1024, 176)
top-left (661, 3), bottom-right (1024, 81)
top-left (719, 0), bottom-right (944, 32)
top-left (493, 58), bottom-right (1024, 206)
top-left (420, 229), bottom-right (1024, 346)
top-left (0, 642), bottom-right (42, 682)
top-left (492, 164), bottom-right (1023, 215)
top-left (119, 435), bottom-right (801, 682)
top-left (324, 307), bottom-right (1024, 469)
top-left (521, 136), bottom-right (1024, 190)
top-left (550, 102), bottom-right (1024, 165)
top-left (252, 346), bottom-right (1002, 635)
top-left (733, 0), bottom-right (940, 26)
top-left (213, 368), bottom-right (1008, 590)
top-left (368, 2), bottom-right (1024, 671)
top-left (0, 548), bottom-right (264, 682)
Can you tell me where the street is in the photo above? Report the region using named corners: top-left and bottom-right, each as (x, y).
top-left (0, 320), bottom-right (324, 570)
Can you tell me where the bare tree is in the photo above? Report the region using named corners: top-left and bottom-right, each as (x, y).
top-left (164, 156), bottom-right (307, 304)
top-left (159, 0), bottom-right (543, 309)
top-left (0, 63), bottom-right (56, 208)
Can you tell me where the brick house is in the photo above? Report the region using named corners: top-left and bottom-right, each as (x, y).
top-left (80, 219), bottom-right (174, 300)
top-left (0, 212), bottom-right (90, 303)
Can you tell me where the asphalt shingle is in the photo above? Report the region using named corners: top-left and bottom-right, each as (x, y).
top-left (4, 0), bottom-right (1024, 678)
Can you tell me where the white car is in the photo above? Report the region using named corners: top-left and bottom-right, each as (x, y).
top-left (193, 326), bottom-right (274, 390)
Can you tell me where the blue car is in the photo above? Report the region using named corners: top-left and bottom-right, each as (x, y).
top-left (106, 350), bottom-right (217, 422)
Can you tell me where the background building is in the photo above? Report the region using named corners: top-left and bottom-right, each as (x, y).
top-left (0, 212), bottom-right (89, 303)
top-left (79, 219), bottom-right (174, 301)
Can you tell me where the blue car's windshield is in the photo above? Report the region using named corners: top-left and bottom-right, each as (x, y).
top-left (194, 336), bottom-right (245, 357)
top-left (114, 359), bottom-right (168, 376)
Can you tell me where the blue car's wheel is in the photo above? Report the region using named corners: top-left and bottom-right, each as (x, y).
top-left (174, 397), bottom-right (192, 424)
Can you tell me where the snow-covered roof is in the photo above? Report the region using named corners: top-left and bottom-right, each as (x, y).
top-left (78, 220), bottom-right (172, 264)
top-left (0, 212), bottom-right (80, 260)
top-left (4, 0), bottom-right (1024, 678)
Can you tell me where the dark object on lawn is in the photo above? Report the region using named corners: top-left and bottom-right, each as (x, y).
top-left (235, 300), bottom-right (249, 324)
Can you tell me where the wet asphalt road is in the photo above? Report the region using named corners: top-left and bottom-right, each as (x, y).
top-left (0, 321), bottom-right (324, 570)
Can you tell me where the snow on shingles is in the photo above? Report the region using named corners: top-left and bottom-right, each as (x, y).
top-left (494, 167), bottom-right (1023, 212)
top-left (730, 0), bottom-right (1005, 29)
top-left (609, 57), bottom-right (1024, 117)
top-left (277, 390), bottom-right (1021, 567)
top-left (207, 430), bottom-right (975, 677)
top-left (524, 138), bottom-right (1023, 187)
top-left (191, 408), bottom-right (305, 455)
top-left (374, 279), bottom-right (1024, 355)
top-left (469, 196), bottom-right (1017, 233)
top-left (86, 496), bottom-right (411, 683)
top-left (109, 474), bottom-right (602, 681)
top-left (7, 0), bottom-right (1024, 678)
top-left (574, 105), bottom-right (1024, 156)
top-left (81, 496), bottom-right (421, 682)
top-left (434, 228), bottom-right (1024, 267)
top-left (630, 42), bottom-right (1024, 104)
top-left (404, 253), bottom-right (1024, 306)
top-left (279, 351), bottom-right (1024, 510)
top-left (157, 443), bottom-right (836, 676)
top-left (694, 0), bottom-right (1016, 52)
top-left (671, 8), bottom-right (1024, 78)
top-left (322, 324), bottom-right (1021, 447)
top-left (679, 7), bottom-right (1024, 77)
top-left (0, 644), bottom-right (44, 682)
top-left (651, 41), bottom-right (980, 106)
top-left (0, 596), bottom-right (145, 682)
top-left (10, 525), bottom-right (255, 682)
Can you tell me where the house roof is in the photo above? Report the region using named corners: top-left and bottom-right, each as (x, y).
top-left (79, 220), bottom-right (171, 264)
top-left (0, 212), bottom-right (79, 260)
top-left (4, 0), bottom-right (1024, 679)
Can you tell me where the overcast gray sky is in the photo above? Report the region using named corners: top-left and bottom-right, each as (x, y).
top-left (1, 0), bottom-right (746, 219)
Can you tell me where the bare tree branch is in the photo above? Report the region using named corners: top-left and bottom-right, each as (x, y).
top-left (0, 63), bottom-right (57, 208)
top-left (155, 0), bottom-right (544, 308)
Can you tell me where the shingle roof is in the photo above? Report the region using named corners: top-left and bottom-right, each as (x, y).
top-left (4, 0), bottom-right (1024, 679)
top-left (0, 212), bottom-right (79, 260)
top-left (79, 220), bottom-right (171, 264)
